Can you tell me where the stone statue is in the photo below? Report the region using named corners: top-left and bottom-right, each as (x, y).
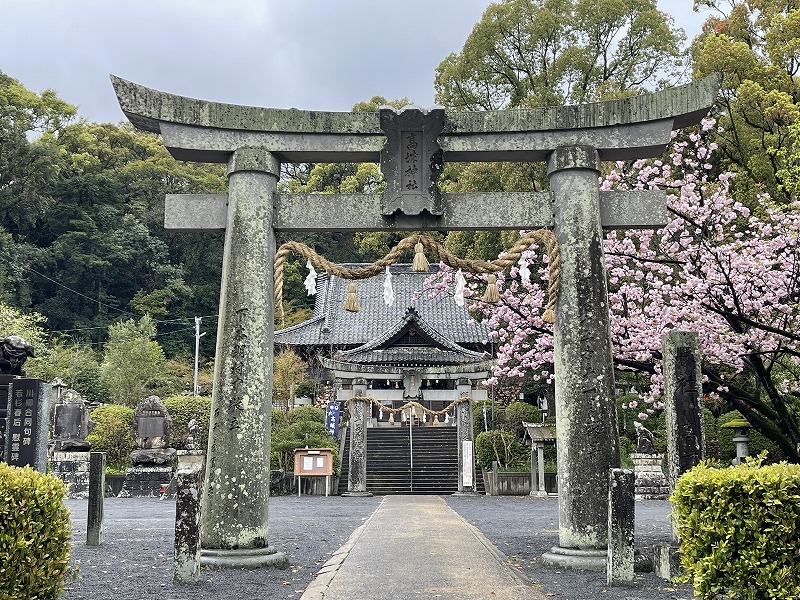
top-left (634, 421), bottom-right (656, 454)
top-left (0, 335), bottom-right (36, 376)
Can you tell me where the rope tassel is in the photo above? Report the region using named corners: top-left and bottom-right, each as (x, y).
top-left (412, 241), bottom-right (429, 272)
top-left (343, 282), bottom-right (360, 312)
top-left (481, 274), bottom-right (500, 303)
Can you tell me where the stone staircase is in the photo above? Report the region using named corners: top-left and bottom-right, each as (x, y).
top-left (338, 426), bottom-right (462, 495)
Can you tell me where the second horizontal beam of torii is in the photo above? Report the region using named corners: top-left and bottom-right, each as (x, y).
top-left (165, 190), bottom-right (666, 232)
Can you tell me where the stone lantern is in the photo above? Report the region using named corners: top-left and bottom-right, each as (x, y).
top-left (721, 418), bottom-right (751, 465)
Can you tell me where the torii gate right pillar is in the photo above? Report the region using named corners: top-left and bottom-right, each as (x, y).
top-left (542, 146), bottom-right (619, 569)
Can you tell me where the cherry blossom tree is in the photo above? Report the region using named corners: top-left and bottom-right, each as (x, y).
top-left (440, 119), bottom-right (800, 461)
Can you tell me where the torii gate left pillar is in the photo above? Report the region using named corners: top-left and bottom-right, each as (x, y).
top-left (197, 149), bottom-right (288, 568)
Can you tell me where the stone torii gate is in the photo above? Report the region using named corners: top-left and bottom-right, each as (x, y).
top-left (112, 74), bottom-right (720, 569)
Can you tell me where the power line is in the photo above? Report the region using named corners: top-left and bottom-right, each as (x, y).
top-left (47, 314), bottom-right (219, 334)
top-left (25, 266), bottom-right (221, 332)
top-left (26, 267), bottom-right (140, 318)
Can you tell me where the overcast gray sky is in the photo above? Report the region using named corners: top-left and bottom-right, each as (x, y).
top-left (1, 1), bottom-right (706, 125)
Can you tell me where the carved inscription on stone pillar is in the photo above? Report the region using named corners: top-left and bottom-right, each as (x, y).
top-left (674, 346), bottom-right (703, 474)
top-left (380, 106), bottom-right (444, 217)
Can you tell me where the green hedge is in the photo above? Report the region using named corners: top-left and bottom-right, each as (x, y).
top-left (286, 405), bottom-right (325, 425)
top-left (0, 464), bottom-right (72, 599)
top-left (672, 458), bottom-right (800, 599)
top-left (162, 394), bottom-right (212, 451)
top-left (504, 401), bottom-right (542, 436)
top-left (86, 404), bottom-right (135, 472)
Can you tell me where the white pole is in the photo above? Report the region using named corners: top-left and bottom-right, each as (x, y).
top-left (193, 317), bottom-right (206, 396)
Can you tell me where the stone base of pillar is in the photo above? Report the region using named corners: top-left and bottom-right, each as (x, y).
top-left (529, 490), bottom-right (549, 498)
top-left (118, 466), bottom-right (173, 498)
top-left (200, 546), bottom-right (289, 569)
top-left (50, 451), bottom-right (91, 499)
top-left (341, 490), bottom-right (372, 497)
top-left (541, 546), bottom-right (607, 571)
top-left (451, 490), bottom-right (477, 496)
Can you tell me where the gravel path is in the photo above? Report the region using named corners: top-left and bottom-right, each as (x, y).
top-left (62, 495), bottom-right (694, 600)
top-left (445, 495), bottom-right (695, 600)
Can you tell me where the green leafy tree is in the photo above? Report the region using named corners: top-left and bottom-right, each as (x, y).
top-left (435, 0), bottom-right (685, 111)
top-left (433, 0), bottom-right (687, 258)
top-left (100, 315), bottom-right (170, 406)
top-left (28, 342), bottom-right (109, 404)
top-left (692, 0), bottom-right (800, 201)
top-left (272, 348), bottom-right (310, 410)
top-left (270, 406), bottom-right (338, 482)
top-left (0, 303), bottom-right (49, 351)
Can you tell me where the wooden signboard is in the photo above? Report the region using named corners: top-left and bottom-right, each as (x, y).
top-left (293, 448), bottom-right (334, 497)
top-left (293, 448), bottom-right (333, 476)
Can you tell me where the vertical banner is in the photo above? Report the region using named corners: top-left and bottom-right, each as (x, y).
top-left (325, 402), bottom-right (341, 439)
top-left (462, 439), bottom-right (473, 488)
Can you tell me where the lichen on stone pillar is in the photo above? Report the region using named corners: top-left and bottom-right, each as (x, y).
top-left (200, 148), bottom-right (287, 569)
top-left (543, 144), bottom-right (620, 565)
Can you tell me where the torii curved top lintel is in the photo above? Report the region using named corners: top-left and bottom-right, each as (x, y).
top-left (111, 73), bottom-right (722, 139)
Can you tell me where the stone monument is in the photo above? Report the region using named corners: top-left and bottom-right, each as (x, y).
top-left (1, 335), bottom-right (37, 461)
top-left (119, 395), bottom-right (177, 497)
top-left (630, 422), bottom-right (669, 501)
top-left (111, 73), bottom-right (720, 569)
top-left (49, 385), bottom-right (93, 498)
top-left (2, 335), bottom-right (51, 472)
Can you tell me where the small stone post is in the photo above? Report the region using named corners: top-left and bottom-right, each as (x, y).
top-left (663, 330), bottom-right (703, 544)
top-left (200, 149), bottom-right (287, 569)
top-left (607, 468), bottom-right (635, 585)
top-left (542, 146), bottom-right (620, 571)
top-left (174, 465), bottom-right (204, 583)
top-left (455, 379), bottom-right (475, 494)
top-left (530, 443), bottom-right (548, 497)
top-left (87, 451), bottom-right (105, 546)
top-left (343, 379), bottom-right (371, 497)
top-left (663, 330), bottom-right (704, 492)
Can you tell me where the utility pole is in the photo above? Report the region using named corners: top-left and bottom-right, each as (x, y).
top-left (193, 317), bottom-right (206, 397)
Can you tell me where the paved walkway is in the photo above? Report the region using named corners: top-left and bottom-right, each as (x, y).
top-left (301, 495), bottom-right (546, 600)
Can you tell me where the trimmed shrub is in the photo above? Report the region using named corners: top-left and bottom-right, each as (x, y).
top-left (86, 404), bottom-right (135, 472)
top-left (286, 405), bottom-right (325, 425)
top-left (475, 429), bottom-right (528, 470)
top-left (672, 458), bottom-right (800, 599)
top-left (0, 464), bottom-right (72, 599)
top-left (619, 435), bottom-right (636, 469)
top-left (271, 419), bottom-right (339, 478)
top-left (504, 401), bottom-right (542, 436)
top-left (162, 394), bottom-right (212, 451)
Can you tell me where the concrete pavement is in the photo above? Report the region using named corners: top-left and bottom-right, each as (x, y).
top-left (301, 495), bottom-right (546, 600)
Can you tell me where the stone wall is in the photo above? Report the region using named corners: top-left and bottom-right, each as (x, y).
top-left (50, 451), bottom-right (91, 498)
